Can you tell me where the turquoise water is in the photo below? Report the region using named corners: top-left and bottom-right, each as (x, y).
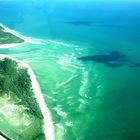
top-left (0, 1), bottom-right (140, 140)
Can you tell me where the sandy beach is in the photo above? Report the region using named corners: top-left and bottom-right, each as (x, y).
top-left (0, 23), bottom-right (43, 48)
top-left (0, 54), bottom-right (55, 140)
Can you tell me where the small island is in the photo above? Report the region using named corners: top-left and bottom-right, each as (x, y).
top-left (0, 56), bottom-right (45, 140)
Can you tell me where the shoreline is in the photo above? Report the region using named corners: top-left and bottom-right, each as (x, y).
top-left (0, 23), bottom-right (43, 48)
top-left (0, 131), bottom-right (11, 140)
top-left (0, 54), bottom-right (55, 140)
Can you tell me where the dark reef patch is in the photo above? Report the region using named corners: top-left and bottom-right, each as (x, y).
top-left (64, 21), bottom-right (119, 28)
top-left (64, 21), bottom-right (93, 26)
top-left (78, 51), bottom-right (131, 68)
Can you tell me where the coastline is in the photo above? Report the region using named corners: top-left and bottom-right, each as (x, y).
top-left (0, 131), bottom-right (11, 140)
top-left (0, 135), bottom-right (7, 140)
top-left (0, 23), bottom-right (43, 48)
top-left (0, 54), bottom-right (55, 140)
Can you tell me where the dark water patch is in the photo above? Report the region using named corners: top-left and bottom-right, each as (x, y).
top-left (78, 51), bottom-right (129, 68)
top-left (64, 21), bottom-right (120, 28)
top-left (78, 51), bottom-right (140, 68)
top-left (64, 21), bottom-right (93, 26)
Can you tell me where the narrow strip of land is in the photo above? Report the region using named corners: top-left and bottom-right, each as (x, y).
top-left (0, 24), bottom-right (25, 45)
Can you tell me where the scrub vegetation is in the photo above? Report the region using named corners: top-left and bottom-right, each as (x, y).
top-left (0, 26), bottom-right (24, 44)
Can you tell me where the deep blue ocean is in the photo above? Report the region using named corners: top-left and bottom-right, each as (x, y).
top-left (0, 1), bottom-right (140, 140)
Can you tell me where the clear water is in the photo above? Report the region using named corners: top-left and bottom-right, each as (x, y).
top-left (0, 1), bottom-right (140, 140)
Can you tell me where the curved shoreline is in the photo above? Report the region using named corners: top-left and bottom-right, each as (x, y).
top-left (0, 54), bottom-right (55, 140)
top-left (0, 23), bottom-right (43, 48)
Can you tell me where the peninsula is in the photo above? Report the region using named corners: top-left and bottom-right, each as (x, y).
top-left (0, 55), bottom-right (45, 140)
top-left (0, 24), bottom-right (54, 140)
top-left (0, 24), bottom-right (25, 48)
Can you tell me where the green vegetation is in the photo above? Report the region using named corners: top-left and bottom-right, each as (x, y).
top-left (0, 58), bottom-right (45, 140)
top-left (0, 58), bottom-right (42, 118)
top-left (0, 26), bottom-right (24, 44)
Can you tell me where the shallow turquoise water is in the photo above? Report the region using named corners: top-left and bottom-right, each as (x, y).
top-left (0, 1), bottom-right (140, 140)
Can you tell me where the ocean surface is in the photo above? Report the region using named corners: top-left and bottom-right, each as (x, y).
top-left (0, 1), bottom-right (140, 140)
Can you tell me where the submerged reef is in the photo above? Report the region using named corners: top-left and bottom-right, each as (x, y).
top-left (0, 57), bottom-right (45, 140)
top-left (78, 51), bottom-right (140, 68)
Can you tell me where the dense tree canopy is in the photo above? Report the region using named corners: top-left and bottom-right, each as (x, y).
top-left (0, 58), bottom-right (43, 118)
